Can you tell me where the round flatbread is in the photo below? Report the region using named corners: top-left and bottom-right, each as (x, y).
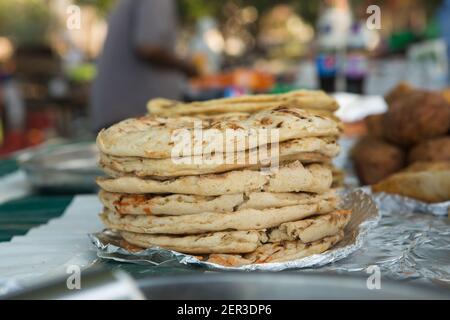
top-left (101, 199), bottom-right (336, 235)
top-left (100, 191), bottom-right (244, 215)
top-left (238, 189), bottom-right (337, 211)
top-left (120, 230), bottom-right (268, 254)
top-left (147, 90), bottom-right (338, 116)
top-left (116, 210), bottom-right (348, 255)
top-left (268, 210), bottom-right (351, 243)
top-left (99, 189), bottom-right (338, 216)
top-left (244, 231), bottom-right (344, 263)
top-left (97, 106), bottom-right (339, 158)
top-left (206, 231), bottom-right (344, 266)
top-left (99, 137), bottom-right (339, 177)
top-left (96, 161), bottom-right (333, 196)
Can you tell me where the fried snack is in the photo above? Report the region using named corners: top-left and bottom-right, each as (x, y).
top-left (384, 82), bottom-right (413, 107)
top-left (372, 161), bottom-right (450, 203)
top-left (382, 90), bottom-right (450, 146)
top-left (441, 88), bottom-right (450, 105)
top-left (352, 137), bottom-right (405, 185)
top-left (364, 114), bottom-right (384, 139)
top-left (408, 136), bottom-right (450, 164)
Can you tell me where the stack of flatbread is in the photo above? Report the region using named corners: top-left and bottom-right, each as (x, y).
top-left (96, 91), bottom-right (350, 267)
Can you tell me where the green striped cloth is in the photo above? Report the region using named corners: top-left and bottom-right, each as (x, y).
top-left (0, 158), bottom-right (18, 177)
top-left (0, 158), bottom-right (73, 242)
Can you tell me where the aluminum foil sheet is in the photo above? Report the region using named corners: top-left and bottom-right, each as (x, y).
top-left (89, 189), bottom-right (381, 271)
top-left (316, 204), bottom-right (450, 282)
top-left (368, 189), bottom-right (450, 217)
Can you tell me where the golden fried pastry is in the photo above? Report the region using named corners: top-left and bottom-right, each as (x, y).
top-left (408, 136), bottom-right (450, 164)
top-left (441, 88), bottom-right (450, 105)
top-left (372, 161), bottom-right (450, 203)
top-left (382, 91), bottom-right (450, 146)
top-left (384, 82), bottom-right (414, 107)
top-left (352, 137), bottom-right (405, 185)
top-left (364, 114), bottom-right (384, 139)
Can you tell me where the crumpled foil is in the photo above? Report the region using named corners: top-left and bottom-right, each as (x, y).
top-left (368, 189), bottom-right (450, 217)
top-left (316, 204), bottom-right (450, 282)
top-left (89, 189), bottom-right (381, 271)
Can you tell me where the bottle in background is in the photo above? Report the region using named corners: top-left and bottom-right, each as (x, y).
top-left (344, 22), bottom-right (369, 94)
top-left (315, 0), bottom-right (352, 92)
top-left (315, 24), bottom-right (338, 93)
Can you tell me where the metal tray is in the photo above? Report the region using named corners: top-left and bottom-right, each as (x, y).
top-left (17, 142), bottom-right (103, 194)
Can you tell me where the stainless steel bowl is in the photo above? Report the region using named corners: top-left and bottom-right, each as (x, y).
top-left (18, 142), bottom-right (103, 193)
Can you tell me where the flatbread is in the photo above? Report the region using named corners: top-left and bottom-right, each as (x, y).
top-left (101, 152), bottom-right (331, 178)
top-left (96, 161), bottom-right (333, 195)
top-left (120, 230), bottom-right (268, 254)
top-left (243, 231), bottom-right (344, 264)
top-left (97, 106), bottom-right (339, 158)
top-left (99, 189), bottom-right (338, 216)
top-left (100, 191), bottom-right (243, 215)
top-left (100, 199), bottom-right (336, 235)
top-left (206, 231), bottom-right (344, 266)
top-left (205, 253), bottom-right (253, 267)
top-left (268, 210), bottom-right (351, 243)
top-left (238, 189), bottom-right (338, 211)
top-left (99, 137), bottom-right (339, 177)
top-left (99, 152), bottom-right (334, 182)
top-left (147, 90), bottom-right (338, 116)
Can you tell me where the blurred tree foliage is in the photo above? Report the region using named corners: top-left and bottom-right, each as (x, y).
top-left (177, 0), bottom-right (443, 26)
top-left (74, 0), bottom-right (117, 16)
top-left (0, 0), bottom-right (52, 47)
top-left (0, 0), bottom-right (443, 47)
top-left (177, 0), bottom-right (321, 25)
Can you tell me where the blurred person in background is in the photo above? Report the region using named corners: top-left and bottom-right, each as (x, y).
top-left (0, 39), bottom-right (26, 154)
top-left (91, 0), bottom-right (198, 131)
top-left (438, 0), bottom-right (450, 84)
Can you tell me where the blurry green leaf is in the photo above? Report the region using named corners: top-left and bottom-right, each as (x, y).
top-left (0, 0), bottom-right (53, 46)
top-left (74, 0), bottom-right (117, 16)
